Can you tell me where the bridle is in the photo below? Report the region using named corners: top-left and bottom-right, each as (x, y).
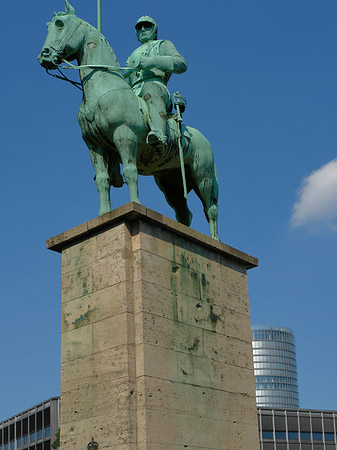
top-left (51, 15), bottom-right (82, 62)
top-left (46, 15), bottom-right (84, 90)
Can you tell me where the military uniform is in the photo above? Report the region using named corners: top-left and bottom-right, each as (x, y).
top-left (126, 17), bottom-right (187, 147)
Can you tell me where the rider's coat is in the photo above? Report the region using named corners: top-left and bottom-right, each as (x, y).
top-left (125, 39), bottom-right (187, 143)
top-left (126, 39), bottom-right (187, 93)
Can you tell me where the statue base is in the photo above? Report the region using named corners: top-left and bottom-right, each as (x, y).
top-left (47, 202), bottom-right (260, 450)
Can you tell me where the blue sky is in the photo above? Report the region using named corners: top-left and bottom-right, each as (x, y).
top-left (1, 0), bottom-right (337, 420)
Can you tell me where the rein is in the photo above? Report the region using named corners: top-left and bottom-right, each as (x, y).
top-left (47, 67), bottom-right (83, 91)
top-left (60, 58), bottom-right (137, 76)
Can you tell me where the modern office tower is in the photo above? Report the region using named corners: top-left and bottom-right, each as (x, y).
top-left (258, 407), bottom-right (337, 450)
top-left (252, 325), bottom-right (299, 408)
top-left (0, 397), bottom-right (60, 450)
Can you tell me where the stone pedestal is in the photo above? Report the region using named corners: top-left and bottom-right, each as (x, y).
top-left (47, 202), bottom-right (260, 450)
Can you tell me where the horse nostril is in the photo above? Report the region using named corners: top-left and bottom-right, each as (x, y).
top-left (42, 48), bottom-right (51, 56)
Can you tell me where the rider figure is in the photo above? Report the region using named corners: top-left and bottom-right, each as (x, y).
top-left (126, 16), bottom-right (187, 150)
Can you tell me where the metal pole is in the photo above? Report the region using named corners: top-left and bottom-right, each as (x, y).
top-left (97, 0), bottom-right (102, 32)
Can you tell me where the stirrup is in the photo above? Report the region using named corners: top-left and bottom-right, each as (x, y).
top-left (146, 130), bottom-right (168, 148)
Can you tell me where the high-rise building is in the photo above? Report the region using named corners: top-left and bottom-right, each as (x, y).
top-left (0, 397), bottom-right (60, 450)
top-left (252, 325), bottom-right (299, 408)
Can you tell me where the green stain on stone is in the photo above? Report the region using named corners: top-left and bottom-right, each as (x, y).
top-left (72, 306), bottom-right (97, 328)
top-left (188, 337), bottom-right (200, 352)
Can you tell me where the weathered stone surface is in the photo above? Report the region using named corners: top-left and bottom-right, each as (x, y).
top-left (49, 203), bottom-right (259, 450)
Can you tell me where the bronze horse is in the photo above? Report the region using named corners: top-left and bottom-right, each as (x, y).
top-left (38, 1), bottom-right (219, 240)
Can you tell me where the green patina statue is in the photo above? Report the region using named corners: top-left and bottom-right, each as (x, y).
top-left (38, 1), bottom-right (219, 240)
top-left (126, 16), bottom-right (187, 150)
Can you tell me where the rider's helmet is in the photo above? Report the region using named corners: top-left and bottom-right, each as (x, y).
top-left (135, 16), bottom-right (158, 42)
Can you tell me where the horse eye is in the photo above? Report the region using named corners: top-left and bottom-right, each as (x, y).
top-left (55, 19), bottom-right (64, 28)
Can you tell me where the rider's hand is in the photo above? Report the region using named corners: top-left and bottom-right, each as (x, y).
top-left (139, 56), bottom-right (156, 69)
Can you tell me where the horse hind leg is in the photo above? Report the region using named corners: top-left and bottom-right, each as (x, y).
top-left (193, 166), bottom-right (220, 241)
top-left (154, 171), bottom-right (192, 226)
top-left (89, 147), bottom-right (111, 216)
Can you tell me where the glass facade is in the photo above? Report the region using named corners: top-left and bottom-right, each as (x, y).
top-left (258, 407), bottom-right (337, 449)
top-left (252, 326), bottom-right (299, 408)
top-left (0, 398), bottom-right (59, 450)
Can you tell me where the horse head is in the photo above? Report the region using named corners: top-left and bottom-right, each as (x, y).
top-left (38, 0), bottom-right (84, 70)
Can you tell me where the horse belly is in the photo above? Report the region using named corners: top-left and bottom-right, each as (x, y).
top-left (137, 142), bottom-right (182, 175)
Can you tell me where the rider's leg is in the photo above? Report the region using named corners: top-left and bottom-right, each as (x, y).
top-left (141, 82), bottom-right (169, 148)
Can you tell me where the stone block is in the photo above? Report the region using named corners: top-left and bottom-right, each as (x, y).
top-left (177, 352), bottom-right (227, 391)
top-left (177, 292), bottom-right (226, 335)
top-left (181, 415), bottom-right (227, 448)
top-left (135, 312), bottom-right (203, 356)
top-left (226, 364), bottom-right (256, 397)
top-left (132, 220), bottom-right (174, 260)
top-left (224, 308), bottom-right (253, 342)
top-left (61, 324), bottom-right (93, 363)
top-left (140, 409), bottom-right (184, 445)
top-left (61, 345), bottom-right (135, 391)
top-left (136, 376), bottom-right (207, 417)
top-left (92, 313), bottom-right (135, 353)
top-left (203, 330), bottom-right (254, 369)
top-left (62, 235), bottom-right (96, 274)
top-left (62, 282), bottom-right (134, 332)
top-left (136, 343), bottom-right (178, 381)
top-left (133, 280), bottom-right (176, 320)
top-left (91, 252), bottom-right (131, 291)
top-left (62, 265), bottom-right (92, 303)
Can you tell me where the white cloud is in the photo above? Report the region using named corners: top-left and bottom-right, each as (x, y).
top-left (291, 159), bottom-right (337, 230)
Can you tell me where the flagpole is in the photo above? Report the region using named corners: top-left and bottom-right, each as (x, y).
top-left (97, 0), bottom-right (102, 32)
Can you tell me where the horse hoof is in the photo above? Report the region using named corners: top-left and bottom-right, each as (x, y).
top-left (98, 208), bottom-right (111, 216)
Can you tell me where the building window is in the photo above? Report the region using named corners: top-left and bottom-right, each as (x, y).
top-left (45, 426), bottom-right (50, 438)
top-left (17, 437), bottom-right (22, 447)
top-left (288, 431), bottom-right (298, 440)
top-left (30, 432), bottom-right (36, 443)
top-left (325, 432), bottom-right (335, 441)
top-left (313, 432), bottom-right (323, 441)
top-left (300, 432), bottom-right (311, 441)
top-left (262, 430), bottom-right (273, 439)
top-left (37, 429), bottom-right (43, 440)
top-left (275, 431), bottom-right (286, 440)
top-left (23, 435), bottom-right (28, 445)
top-left (10, 442), bottom-right (14, 450)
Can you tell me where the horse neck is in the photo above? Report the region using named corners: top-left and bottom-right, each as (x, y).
top-left (77, 23), bottom-right (124, 89)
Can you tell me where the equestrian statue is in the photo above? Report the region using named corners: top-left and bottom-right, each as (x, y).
top-left (38, 0), bottom-right (219, 240)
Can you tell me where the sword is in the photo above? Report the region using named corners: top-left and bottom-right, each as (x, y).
top-left (173, 92), bottom-right (188, 199)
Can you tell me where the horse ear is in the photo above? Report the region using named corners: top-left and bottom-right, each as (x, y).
top-left (64, 0), bottom-right (76, 15)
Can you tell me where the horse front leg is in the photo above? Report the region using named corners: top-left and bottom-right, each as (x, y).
top-left (89, 147), bottom-right (111, 216)
top-left (114, 127), bottom-right (140, 204)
